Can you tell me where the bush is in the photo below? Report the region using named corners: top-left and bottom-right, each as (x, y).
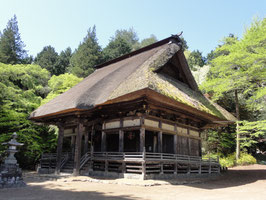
top-left (237, 153), bottom-right (257, 166)
top-left (219, 154), bottom-right (235, 168)
top-left (219, 153), bottom-right (256, 168)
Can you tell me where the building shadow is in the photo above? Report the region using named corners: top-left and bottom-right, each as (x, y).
top-left (185, 168), bottom-right (266, 190)
top-left (0, 178), bottom-right (138, 200)
top-left (80, 167), bottom-right (266, 190)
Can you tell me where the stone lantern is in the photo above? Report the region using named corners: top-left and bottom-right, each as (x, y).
top-left (0, 132), bottom-right (26, 188)
top-left (3, 132), bottom-right (24, 165)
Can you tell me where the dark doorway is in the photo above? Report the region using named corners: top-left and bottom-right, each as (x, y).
top-left (145, 131), bottom-right (158, 152)
top-left (106, 132), bottom-right (119, 152)
top-left (124, 130), bottom-right (140, 152)
top-left (94, 130), bottom-right (102, 152)
top-left (62, 136), bottom-right (71, 152)
top-left (162, 133), bottom-right (174, 153)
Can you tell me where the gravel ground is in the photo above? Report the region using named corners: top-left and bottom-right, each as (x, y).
top-left (0, 164), bottom-right (265, 200)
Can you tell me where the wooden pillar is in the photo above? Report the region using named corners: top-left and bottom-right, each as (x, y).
top-left (141, 147), bottom-right (146, 180)
top-left (119, 119), bottom-right (124, 152)
top-left (101, 131), bottom-right (106, 152)
top-left (187, 129), bottom-right (191, 156)
top-left (119, 130), bottom-right (124, 152)
top-left (158, 131), bottom-right (163, 153)
top-left (174, 162), bottom-right (178, 175)
top-left (153, 135), bottom-right (157, 153)
top-left (140, 128), bottom-right (145, 152)
top-left (71, 135), bottom-right (76, 159)
top-left (199, 132), bottom-right (202, 157)
top-left (91, 125), bottom-right (95, 152)
top-left (174, 124), bottom-right (177, 154)
top-left (55, 124), bottom-right (64, 175)
top-left (174, 134), bottom-right (178, 154)
top-left (73, 121), bottom-right (84, 176)
top-left (84, 128), bottom-right (89, 154)
top-left (89, 125), bottom-right (95, 173)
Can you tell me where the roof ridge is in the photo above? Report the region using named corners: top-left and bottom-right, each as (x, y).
top-left (94, 34), bottom-right (183, 69)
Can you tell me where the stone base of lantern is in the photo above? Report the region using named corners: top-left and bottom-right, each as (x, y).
top-left (0, 163), bottom-right (26, 188)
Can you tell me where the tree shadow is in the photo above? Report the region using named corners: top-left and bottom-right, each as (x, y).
top-left (81, 167), bottom-right (266, 190)
top-left (186, 168), bottom-right (266, 190)
top-left (0, 177), bottom-right (138, 200)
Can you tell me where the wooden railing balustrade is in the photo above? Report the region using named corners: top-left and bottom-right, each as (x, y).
top-left (40, 151), bottom-right (220, 176)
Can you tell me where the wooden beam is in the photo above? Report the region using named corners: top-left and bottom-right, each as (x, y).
top-left (174, 51), bottom-right (199, 91)
top-left (101, 131), bottom-right (106, 152)
top-left (174, 134), bottom-right (178, 154)
top-left (119, 130), bottom-right (124, 152)
top-left (158, 132), bottom-right (163, 153)
top-left (73, 121), bottom-right (84, 176)
top-left (199, 131), bottom-right (202, 157)
top-left (71, 135), bottom-right (76, 159)
top-left (55, 124), bottom-right (64, 175)
top-left (119, 118), bottom-right (124, 152)
top-left (187, 129), bottom-right (191, 156)
top-left (84, 127), bottom-right (89, 154)
top-left (158, 120), bottom-right (163, 153)
top-left (140, 127), bottom-right (145, 152)
top-left (153, 134), bottom-right (157, 153)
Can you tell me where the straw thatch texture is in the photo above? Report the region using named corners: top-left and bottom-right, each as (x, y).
top-left (30, 38), bottom-right (235, 122)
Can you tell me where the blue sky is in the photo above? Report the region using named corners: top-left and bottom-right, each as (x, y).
top-left (0, 0), bottom-right (265, 57)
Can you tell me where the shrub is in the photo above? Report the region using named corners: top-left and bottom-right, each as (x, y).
top-left (218, 153), bottom-right (256, 167)
top-left (237, 153), bottom-right (257, 166)
top-left (219, 154), bottom-right (235, 168)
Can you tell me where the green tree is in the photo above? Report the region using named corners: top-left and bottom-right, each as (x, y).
top-left (206, 34), bottom-right (238, 64)
top-left (180, 36), bottom-right (189, 51)
top-left (114, 28), bottom-right (139, 48)
top-left (0, 15), bottom-right (27, 64)
top-left (0, 63), bottom-right (56, 168)
top-left (58, 47), bottom-right (72, 74)
top-left (133, 34), bottom-right (158, 50)
top-left (42, 73), bottom-right (82, 105)
top-left (35, 46), bottom-right (62, 76)
top-left (103, 30), bottom-right (158, 62)
top-left (69, 26), bottom-right (102, 77)
top-left (239, 120), bottom-right (266, 152)
top-left (202, 128), bottom-right (236, 156)
top-left (102, 36), bottom-right (132, 62)
top-left (139, 34), bottom-right (157, 47)
top-left (201, 18), bottom-right (266, 159)
top-left (187, 50), bottom-right (206, 70)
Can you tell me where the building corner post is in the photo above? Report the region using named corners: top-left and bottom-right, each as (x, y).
top-left (55, 123), bottom-right (64, 175)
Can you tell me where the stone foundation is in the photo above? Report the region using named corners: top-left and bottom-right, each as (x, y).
top-left (0, 164), bottom-right (26, 188)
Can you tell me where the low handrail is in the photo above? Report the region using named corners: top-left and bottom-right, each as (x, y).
top-left (60, 153), bottom-right (70, 169)
top-left (91, 152), bottom-right (219, 165)
top-left (40, 152), bottom-right (70, 169)
top-left (80, 152), bottom-right (91, 169)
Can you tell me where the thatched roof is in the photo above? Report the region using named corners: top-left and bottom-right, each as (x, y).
top-left (30, 35), bottom-right (236, 123)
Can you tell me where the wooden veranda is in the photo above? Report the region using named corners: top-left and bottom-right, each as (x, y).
top-left (39, 151), bottom-right (220, 179)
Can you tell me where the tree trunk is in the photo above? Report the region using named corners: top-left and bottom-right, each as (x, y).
top-left (235, 90), bottom-right (240, 160)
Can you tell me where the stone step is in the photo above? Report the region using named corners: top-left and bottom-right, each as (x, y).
top-left (60, 169), bottom-right (73, 173)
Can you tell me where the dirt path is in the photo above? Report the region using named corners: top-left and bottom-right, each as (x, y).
top-left (1, 164), bottom-right (266, 200)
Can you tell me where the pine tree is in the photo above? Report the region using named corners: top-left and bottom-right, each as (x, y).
top-left (69, 26), bottom-right (102, 77)
top-left (187, 50), bottom-right (206, 71)
top-left (0, 15), bottom-right (27, 64)
top-left (35, 46), bottom-right (61, 76)
top-left (102, 36), bottom-right (132, 62)
top-left (58, 47), bottom-right (72, 74)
